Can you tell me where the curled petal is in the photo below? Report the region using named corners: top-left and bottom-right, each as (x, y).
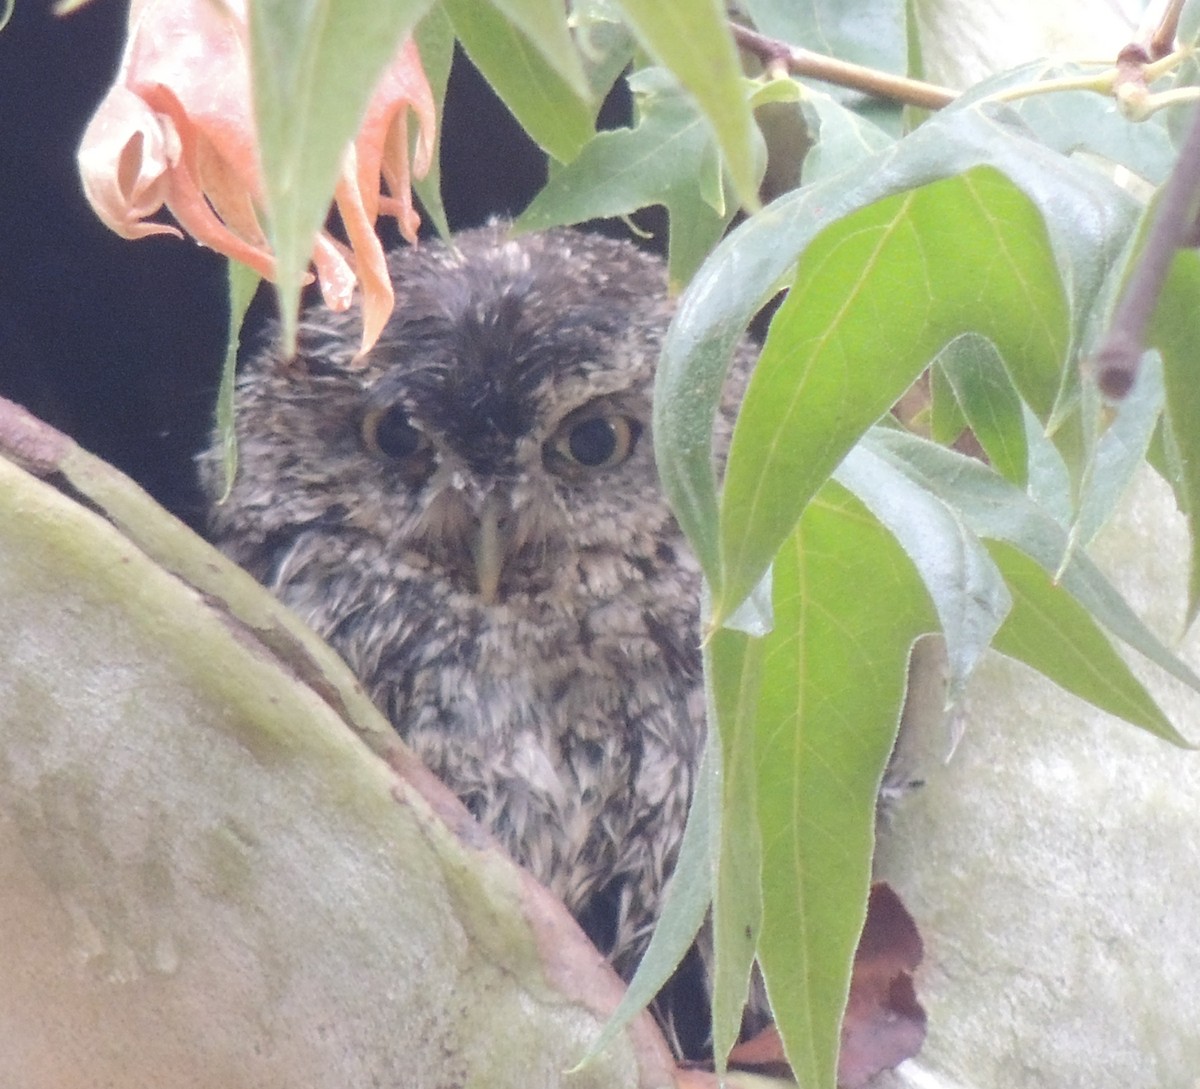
top-left (78, 1), bottom-right (439, 352)
top-left (312, 233), bottom-right (359, 314)
top-left (152, 86), bottom-right (275, 281)
top-left (378, 109), bottom-right (422, 244)
top-left (124, 0), bottom-right (269, 266)
top-left (77, 84), bottom-right (182, 241)
top-left (332, 152), bottom-right (395, 360)
top-left (193, 136), bottom-right (270, 251)
top-left (337, 36), bottom-right (436, 353)
top-left (361, 36), bottom-right (437, 247)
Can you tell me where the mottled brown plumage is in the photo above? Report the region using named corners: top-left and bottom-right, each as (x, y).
top-left (200, 224), bottom-right (753, 1053)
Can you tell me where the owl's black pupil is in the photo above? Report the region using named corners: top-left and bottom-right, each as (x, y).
top-left (568, 418), bottom-right (618, 466)
top-left (374, 407), bottom-right (422, 459)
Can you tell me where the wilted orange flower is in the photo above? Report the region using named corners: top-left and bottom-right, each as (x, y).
top-left (77, 0), bottom-right (436, 354)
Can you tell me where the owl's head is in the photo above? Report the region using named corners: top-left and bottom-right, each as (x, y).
top-left (203, 225), bottom-right (692, 607)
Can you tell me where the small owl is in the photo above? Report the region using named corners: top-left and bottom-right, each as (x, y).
top-left (201, 224), bottom-right (750, 1053)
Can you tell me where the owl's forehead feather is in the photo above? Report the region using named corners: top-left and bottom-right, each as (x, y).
top-left (289, 228), bottom-right (662, 475)
top-left (365, 228), bottom-right (663, 412)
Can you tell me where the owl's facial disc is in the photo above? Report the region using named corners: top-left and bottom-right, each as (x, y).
top-left (360, 385), bottom-right (645, 602)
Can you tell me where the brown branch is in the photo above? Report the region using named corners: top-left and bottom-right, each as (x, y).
top-left (730, 23), bottom-right (957, 111)
top-left (1091, 105), bottom-right (1200, 399)
top-left (1138, 0), bottom-right (1185, 61)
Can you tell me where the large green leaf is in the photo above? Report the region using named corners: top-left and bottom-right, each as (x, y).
top-left (755, 484), bottom-right (935, 1089)
top-left (707, 625), bottom-right (766, 1066)
top-left (654, 105), bottom-right (1135, 594)
top-left (715, 166), bottom-right (1067, 624)
top-left (863, 426), bottom-right (1198, 743)
top-left (444, 0), bottom-right (594, 163)
top-left (486, 0), bottom-right (591, 99)
top-left (988, 542), bottom-right (1188, 745)
top-left (249, 0), bottom-right (434, 353)
top-left (616, 0), bottom-right (761, 207)
top-left (1151, 248), bottom-right (1200, 620)
top-left (835, 442), bottom-right (1011, 703)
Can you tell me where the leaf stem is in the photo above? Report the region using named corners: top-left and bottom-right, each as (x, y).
top-left (1091, 105), bottom-right (1200, 399)
top-left (729, 23), bottom-right (956, 111)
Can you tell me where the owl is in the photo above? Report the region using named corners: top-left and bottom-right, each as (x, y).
top-left (200, 224), bottom-right (752, 1055)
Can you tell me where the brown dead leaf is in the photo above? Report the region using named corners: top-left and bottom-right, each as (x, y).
top-left (726, 882), bottom-right (925, 1087)
top-left (837, 882), bottom-right (926, 1088)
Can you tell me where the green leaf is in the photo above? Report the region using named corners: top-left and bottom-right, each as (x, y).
top-left (654, 105), bottom-right (1133, 594)
top-left (570, 0), bottom-right (638, 101)
top-left (708, 624), bottom-right (765, 1066)
top-left (716, 166), bottom-right (1067, 623)
top-left (835, 442), bottom-right (1011, 703)
top-left (1151, 248), bottom-right (1200, 621)
top-left (796, 87), bottom-right (895, 187)
top-left (936, 334), bottom-right (1029, 487)
top-left (443, 0), bottom-right (594, 163)
top-left (756, 484), bottom-right (935, 1088)
top-left (863, 426), bottom-right (1200, 727)
top-left (616, 0), bottom-right (760, 207)
top-left (929, 360), bottom-right (968, 445)
top-left (249, 0), bottom-right (434, 353)
top-left (1073, 352), bottom-right (1164, 548)
top-left (743, 0), bottom-right (906, 74)
top-left (1023, 405), bottom-right (1073, 528)
top-left (516, 71), bottom-right (735, 287)
top-left (952, 61), bottom-right (1175, 188)
top-left (214, 260), bottom-right (261, 502)
top-left (742, 0), bottom-right (907, 135)
top-left (1008, 82), bottom-right (1175, 188)
top-left (487, 0), bottom-right (592, 100)
top-left (411, 6), bottom-right (455, 241)
top-left (988, 541), bottom-right (1189, 746)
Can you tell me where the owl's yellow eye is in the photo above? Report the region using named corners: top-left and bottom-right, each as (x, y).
top-left (546, 414), bottom-right (640, 472)
top-left (361, 404), bottom-right (433, 470)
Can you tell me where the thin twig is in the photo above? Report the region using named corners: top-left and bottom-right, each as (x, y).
top-left (1136, 0), bottom-right (1186, 61)
top-left (730, 23), bottom-right (957, 111)
top-left (1091, 105), bottom-right (1200, 399)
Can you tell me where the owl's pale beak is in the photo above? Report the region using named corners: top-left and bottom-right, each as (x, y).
top-left (470, 495), bottom-right (507, 604)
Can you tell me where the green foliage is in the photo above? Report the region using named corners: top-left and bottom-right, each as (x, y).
top-left (1153, 247), bottom-right (1200, 618)
top-left (753, 485), bottom-right (936, 1087)
top-left (443, 0), bottom-right (594, 161)
top-left (411, 6), bottom-right (456, 241)
top-left (244, 4), bottom-right (1200, 1086)
top-left (518, 68), bottom-right (740, 286)
top-left (214, 261), bottom-right (260, 502)
top-left (248, 0), bottom-right (435, 354)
